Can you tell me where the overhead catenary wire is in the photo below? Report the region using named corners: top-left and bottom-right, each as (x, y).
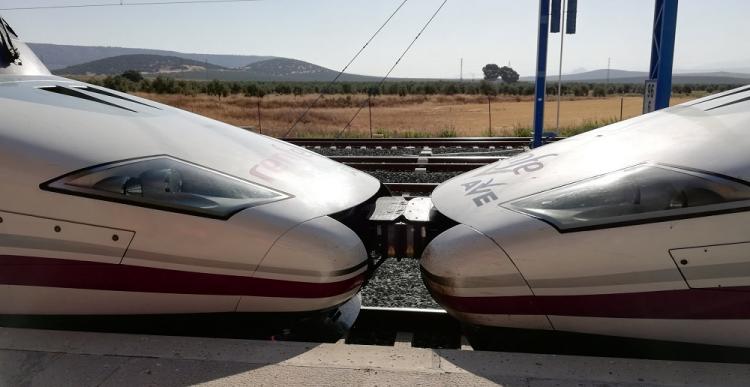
top-left (335, 0), bottom-right (448, 139)
top-left (0, 0), bottom-right (263, 11)
top-left (281, 0), bottom-right (408, 138)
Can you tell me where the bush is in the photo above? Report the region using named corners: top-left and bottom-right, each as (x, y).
top-left (77, 75), bottom-right (743, 100)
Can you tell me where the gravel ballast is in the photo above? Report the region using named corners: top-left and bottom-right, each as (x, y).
top-left (360, 170), bottom-right (452, 309)
top-left (367, 170), bottom-right (461, 184)
top-left (361, 258), bottom-right (440, 309)
top-left (310, 146), bottom-right (526, 157)
top-left (312, 147), bottom-right (420, 156)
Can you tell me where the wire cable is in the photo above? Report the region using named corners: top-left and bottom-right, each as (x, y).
top-left (0, 0), bottom-right (263, 11)
top-left (334, 0), bottom-right (447, 139)
top-left (281, 0), bottom-right (408, 138)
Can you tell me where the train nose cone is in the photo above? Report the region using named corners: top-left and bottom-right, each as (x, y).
top-left (421, 224), bottom-right (531, 301)
top-left (420, 224), bottom-right (550, 330)
top-left (238, 216), bottom-right (368, 313)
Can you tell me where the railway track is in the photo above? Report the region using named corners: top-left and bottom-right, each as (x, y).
top-left (331, 155), bottom-right (504, 172)
top-left (287, 139), bottom-right (530, 194)
top-left (284, 136), bottom-right (558, 148)
top-left (329, 155), bottom-right (505, 164)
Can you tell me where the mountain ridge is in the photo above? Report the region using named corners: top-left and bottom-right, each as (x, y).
top-left (28, 42), bottom-right (273, 70)
top-left (54, 53), bottom-right (383, 82)
top-left (54, 54), bottom-right (226, 75)
top-left (31, 42), bottom-right (750, 84)
top-left (520, 68), bottom-right (750, 83)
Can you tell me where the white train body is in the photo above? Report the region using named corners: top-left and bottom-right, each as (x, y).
top-left (0, 22), bottom-right (379, 319)
top-left (425, 86), bottom-right (750, 347)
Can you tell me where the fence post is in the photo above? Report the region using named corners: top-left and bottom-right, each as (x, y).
top-left (487, 95), bottom-right (493, 137)
top-left (368, 95), bottom-right (373, 138)
top-left (257, 98), bottom-right (262, 134)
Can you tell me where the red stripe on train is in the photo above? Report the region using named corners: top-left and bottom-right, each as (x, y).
top-left (0, 255), bottom-right (364, 299)
top-left (429, 283), bottom-right (750, 319)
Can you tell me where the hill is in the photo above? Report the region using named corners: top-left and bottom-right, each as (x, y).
top-left (55, 54), bottom-right (226, 75)
top-left (28, 43), bottom-right (273, 70)
top-left (33, 40), bottom-right (750, 84)
top-left (520, 68), bottom-right (750, 84)
top-left (581, 74), bottom-right (750, 85)
top-left (53, 54), bottom-right (382, 81)
top-left (519, 69), bottom-right (646, 82)
top-left (170, 57), bottom-right (382, 82)
top-left (242, 58), bottom-right (334, 80)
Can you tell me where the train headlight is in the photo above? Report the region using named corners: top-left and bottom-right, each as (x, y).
top-left (42, 156), bottom-right (290, 219)
top-left (507, 164), bottom-right (750, 231)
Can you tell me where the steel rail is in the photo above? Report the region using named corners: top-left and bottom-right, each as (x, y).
top-left (329, 155), bottom-right (506, 164)
top-left (343, 162), bottom-right (485, 172)
top-left (285, 137), bottom-right (540, 148)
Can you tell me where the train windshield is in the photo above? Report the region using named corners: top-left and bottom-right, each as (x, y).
top-left (508, 164), bottom-right (750, 231)
top-left (43, 156), bottom-right (290, 219)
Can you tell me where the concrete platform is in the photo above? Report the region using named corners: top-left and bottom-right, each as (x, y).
top-left (1, 327), bottom-right (749, 386)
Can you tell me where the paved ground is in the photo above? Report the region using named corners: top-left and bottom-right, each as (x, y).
top-left (1, 327), bottom-right (749, 387)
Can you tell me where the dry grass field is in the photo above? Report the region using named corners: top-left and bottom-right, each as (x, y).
top-left (136, 93), bottom-right (696, 137)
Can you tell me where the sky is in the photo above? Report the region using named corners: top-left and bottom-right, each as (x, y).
top-left (2, 0), bottom-right (750, 78)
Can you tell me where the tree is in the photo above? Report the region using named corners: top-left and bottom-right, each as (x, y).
top-left (593, 85), bottom-right (606, 97)
top-left (274, 83), bottom-right (291, 94)
top-left (205, 79), bottom-right (228, 99)
top-left (482, 64), bottom-right (501, 81)
top-left (229, 82), bottom-right (243, 94)
top-left (102, 75), bottom-right (133, 92)
top-left (573, 84), bottom-right (589, 97)
top-left (479, 80), bottom-right (497, 96)
top-left (121, 69), bottom-right (143, 83)
top-left (244, 83), bottom-right (260, 97)
top-left (444, 83), bottom-right (459, 95)
top-left (367, 86), bottom-right (380, 96)
top-left (498, 66), bottom-right (519, 83)
top-left (151, 76), bottom-right (177, 94)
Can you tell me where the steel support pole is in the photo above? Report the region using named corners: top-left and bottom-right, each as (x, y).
top-left (648, 0), bottom-right (678, 110)
top-left (532, 0), bottom-right (550, 148)
top-left (555, 0), bottom-right (566, 132)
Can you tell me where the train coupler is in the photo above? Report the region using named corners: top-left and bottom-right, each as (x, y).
top-left (368, 196), bottom-right (452, 259)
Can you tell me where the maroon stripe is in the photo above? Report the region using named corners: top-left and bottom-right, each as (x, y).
top-left (429, 285), bottom-right (750, 320)
top-left (0, 255), bottom-right (364, 299)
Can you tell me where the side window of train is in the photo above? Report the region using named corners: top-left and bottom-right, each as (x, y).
top-left (505, 164), bottom-right (750, 232)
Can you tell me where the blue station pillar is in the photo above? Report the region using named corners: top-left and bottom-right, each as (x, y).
top-left (532, 0), bottom-right (550, 148)
top-left (648, 0), bottom-right (678, 111)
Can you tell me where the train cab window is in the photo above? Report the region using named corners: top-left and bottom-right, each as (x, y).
top-left (507, 164), bottom-right (750, 231)
top-left (43, 156), bottom-right (290, 219)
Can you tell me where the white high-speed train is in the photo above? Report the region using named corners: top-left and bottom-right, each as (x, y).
top-left (423, 84), bottom-right (750, 348)
top-left (0, 17), bottom-right (383, 334)
top-left (7, 12), bottom-right (750, 348)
